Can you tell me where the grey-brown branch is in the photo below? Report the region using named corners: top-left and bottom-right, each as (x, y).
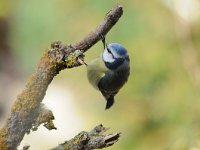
top-left (51, 125), bottom-right (120, 150)
top-left (0, 4), bottom-right (123, 150)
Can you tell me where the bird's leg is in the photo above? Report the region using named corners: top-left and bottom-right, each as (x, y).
top-left (101, 34), bottom-right (107, 49)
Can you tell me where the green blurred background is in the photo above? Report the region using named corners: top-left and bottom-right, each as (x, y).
top-left (1, 0), bottom-right (200, 149)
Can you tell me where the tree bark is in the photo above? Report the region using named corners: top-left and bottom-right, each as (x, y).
top-left (0, 4), bottom-right (123, 150)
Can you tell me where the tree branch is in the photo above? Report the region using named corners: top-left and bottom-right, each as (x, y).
top-left (0, 4), bottom-right (123, 150)
top-left (32, 103), bottom-right (57, 131)
top-left (73, 5), bottom-right (123, 52)
top-left (51, 124), bottom-right (120, 150)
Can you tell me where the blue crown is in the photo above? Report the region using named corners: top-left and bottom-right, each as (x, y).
top-left (104, 43), bottom-right (129, 70)
top-left (108, 43), bottom-right (127, 57)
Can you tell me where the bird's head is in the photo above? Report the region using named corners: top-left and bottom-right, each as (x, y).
top-left (102, 43), bottom-right (129, 70)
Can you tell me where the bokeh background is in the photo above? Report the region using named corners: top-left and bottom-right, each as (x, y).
top-left (1, 0), bottom-right (200, 149)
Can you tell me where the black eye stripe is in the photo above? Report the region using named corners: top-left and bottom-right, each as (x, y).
top-left (107, 47), bottom-right (115, 58)
top-left (107, 47), bottom-right (111, 53)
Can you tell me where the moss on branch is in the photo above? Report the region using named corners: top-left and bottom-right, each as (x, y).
top-left (0, 4), bottom-right (123, 150)
top-left (51, 125), bottom-right (120, 150)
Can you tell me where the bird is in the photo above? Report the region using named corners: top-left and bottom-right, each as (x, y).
top-left (86, 39), bottom-right (130, 109)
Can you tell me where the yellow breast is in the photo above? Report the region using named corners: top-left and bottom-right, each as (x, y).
top-left (87, 56), bottom-right (108, 89)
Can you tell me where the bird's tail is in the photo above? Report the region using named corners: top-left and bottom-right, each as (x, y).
top-left (105, 96), bottom-right (115, 110)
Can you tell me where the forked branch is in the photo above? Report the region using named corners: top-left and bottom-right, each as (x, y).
top-left (0, 4), bottom-right (123, 150)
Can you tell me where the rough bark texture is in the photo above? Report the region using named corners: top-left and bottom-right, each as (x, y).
top-left (51, 125), bottom-right (120, 150)
top-left (0, 4), bottom-right (123, 150)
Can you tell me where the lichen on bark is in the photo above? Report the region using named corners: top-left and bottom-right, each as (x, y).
top-left (0, 4), bottom-right (123, 149)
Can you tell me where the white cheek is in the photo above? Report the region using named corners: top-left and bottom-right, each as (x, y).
top-left (103, 50), bottom-right (115, 63)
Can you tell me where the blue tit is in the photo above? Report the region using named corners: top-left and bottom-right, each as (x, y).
top-left (87, 43), bottom-right (130, 109)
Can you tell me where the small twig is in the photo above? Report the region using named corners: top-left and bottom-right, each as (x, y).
top-left (32, 103), bottom-right (56, 131)
top-left (51, 124), bottom-right (121, 150)
top-left (22, 145), bottom-right (30, 150)
top-left (0, 4), bottom-right (123, 150)
top-left (73, 4), bottom-right (123, 52)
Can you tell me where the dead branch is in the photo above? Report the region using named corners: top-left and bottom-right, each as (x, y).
top-left (51, 124), bottom-right (120, 150)
top-left (0, 4), bottom-right (123, 150)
